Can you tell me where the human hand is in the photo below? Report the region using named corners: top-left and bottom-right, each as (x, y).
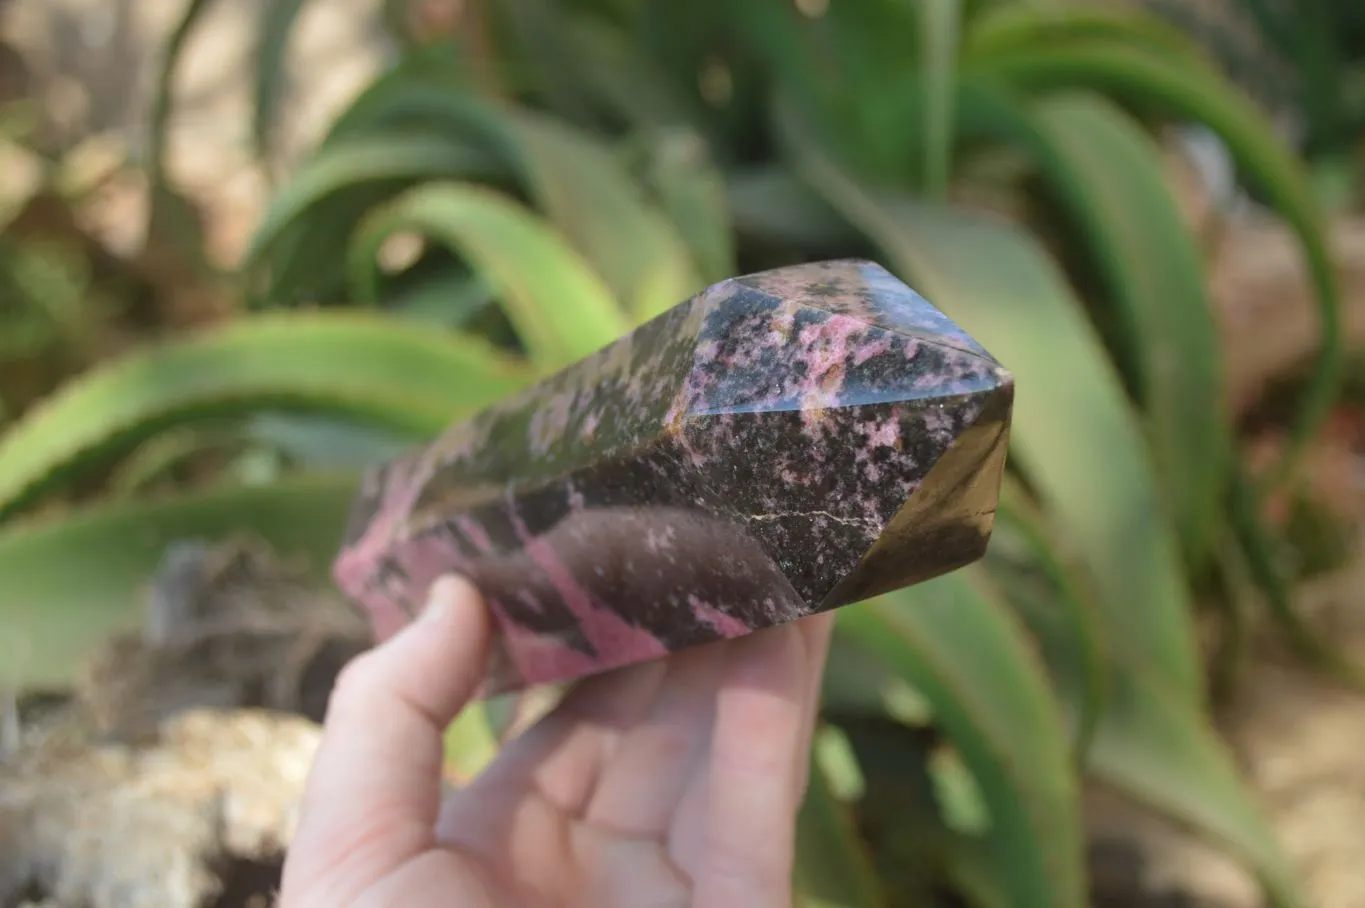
top-left (279, 574), bottom-right (834, 908)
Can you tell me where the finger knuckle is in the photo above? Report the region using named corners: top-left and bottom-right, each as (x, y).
top-left (326, 651), bottom-right (380, 720)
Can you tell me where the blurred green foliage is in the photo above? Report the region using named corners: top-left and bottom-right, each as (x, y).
top-left (0, 108), bottom-right (123, 425)
top-left (1149, 0), bottom-right (1365, 162)
top-left (0, 0), bottom-right (1356, 905)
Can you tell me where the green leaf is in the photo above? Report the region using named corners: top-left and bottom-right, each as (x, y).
top-left (991, 472), bottom-right (1302, 906)
top-left (245, 413), bottom-right (413, 469)
top-left (918, 0), bottom-right (962, 198)
top-left (108, 424), bottom-right (251, 497)
top-left (245, 132), bottom-right (505, 276)
top-left (252, 0), bottom-right (312, 165)
top-left (987, 475), bottom-right (1108, 762)
top-left (0, 313), bottom-right (531, 520)
top-left (388, 270), bottom-right (499, 329)
top-left (929, 743), bottom-right (991, 836)
top-left (320, 67), bottom-right (490, 143)
top-left (245, 133), bottom-right (506, 308)
top-left (443, 704), bottom-right (501, 783)
top-left (979, 42), bottom-right (1343, 491)
top-left (1088, 665), bottom-right (1301, 907)
top-left (730, 0), bottom-right (925, 184)
top-left (998, 89), bottom-right (1229, 567)
top-left (635, 128), bottom-right (736, 286)
top-left (812, 724), bottom-right (867, 801)
top-left (635, 0), bottom-right (770, 157)
top-left (833, 711), bottom-right (1009, 908)
top-left (794, 742), bottom-right (889, 908)
top-left (837, 573), bottom-right (1085, 908)
top-left (725, 167), bottom-right (862, 251)
top-left (493, 1), bottom-right (710, 139)
top-left (821, 631), bottom-right (935, 728)
top-left (724, 0), bottom-right (833, 142)
top-left (348, 182), bottom-right (629, 369)
top-left (0, 471), bottom-right (358, 687)
top-left (787, 131), bottom-right (1203, 700)
top-left (489, 0), bottom-right (603, 126)
top-left (557, 12), bottom-right (712, 135)
top-left (962, 2), bottom-right (1205, 65)
top-left (501, 110), bottom-right (703, 319)
top-left (318, 75), bottom-right (702, 318)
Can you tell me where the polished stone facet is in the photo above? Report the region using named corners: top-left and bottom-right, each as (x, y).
top-left (333, 260), bottom-right (1014, 695)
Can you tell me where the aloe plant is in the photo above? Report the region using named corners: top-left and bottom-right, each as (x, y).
top-left (1145, 0), bottom-right (1365, 168)
top-left (0, 0), bottom-right (1349, 905)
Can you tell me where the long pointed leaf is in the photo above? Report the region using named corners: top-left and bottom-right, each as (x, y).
top-left (245, 133), bottom-right (505, 270)
top-left (838, 573), bottom-right (1085, 908)
top-left (786, 134), bottom-right (1203, 700)
top-left (636, 129), bottom-right (736, 287)
top-left (963, 3), bottom-right (1205, 64)
top-left (0, 314), bottom-right (531, 520)
top-left (987, 88), bottom-right (1230, 566)
top-left (989, 462), bottom-right (1303, 906)
top-left (728, 0), bottom-right (926, 183)
top-left (978, 43), bottom-right (1343, 491)
top-left (988, 476), bottom-right (1108, 762)
top-left (1089, 666), bottom-right (1301, 907)
top-left (244, 132), bottom-right (508, 306)
top-left (317, 74), bottom-right (701, 317)
top-left (502, 110), bottom-right (703, 318)
top-left (348, 183), bottom-right (629, 368)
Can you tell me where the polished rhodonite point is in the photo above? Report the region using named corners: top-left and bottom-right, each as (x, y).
top-left (333, 259), bottom-right (1014, 695)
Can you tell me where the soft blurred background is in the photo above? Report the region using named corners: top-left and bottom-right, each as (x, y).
top-left (1, 0), bottom-right (1364, 905)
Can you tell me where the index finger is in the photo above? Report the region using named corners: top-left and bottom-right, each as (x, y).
top-left (692, 622), bottom-right (814, 908)
top-left (281, 576), bottom-right (493, 902)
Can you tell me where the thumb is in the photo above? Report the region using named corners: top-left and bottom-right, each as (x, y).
top-left (281, 575), bottom-right (493, 903)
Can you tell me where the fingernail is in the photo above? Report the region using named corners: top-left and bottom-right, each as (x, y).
top-left (419, 575), bottom-right (466, 623)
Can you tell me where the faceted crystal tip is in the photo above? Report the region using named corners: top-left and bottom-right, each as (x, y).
top-left (334, 259), bottom-right (1013, 695)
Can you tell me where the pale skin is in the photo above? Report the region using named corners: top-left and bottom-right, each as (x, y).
top-left (280, 574), bottom-right (835, 908)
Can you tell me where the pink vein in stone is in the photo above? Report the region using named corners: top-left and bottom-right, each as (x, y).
top-left (491, 604), bottom-right (599, 687)
top-left (506, 501), bottom-right (670, 680)
top-left (864, 414), bottom-right (901, 449)
top-left (796, 314), bottom-right (867, 439)
top-left (373, 507), bottom-right (605, 686)
top-left (333, 453), bottom-right (439, 634)
top-left (853, 335), bottom-right (892, 365)
top-left (799, 314), bottom-right (863, 392)
top-left (687, 594), bottom-right (752, 637)
top-left (390, 533), bottom-right (475, 604)
top-left (453, 514), bottom-right (495, 555)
